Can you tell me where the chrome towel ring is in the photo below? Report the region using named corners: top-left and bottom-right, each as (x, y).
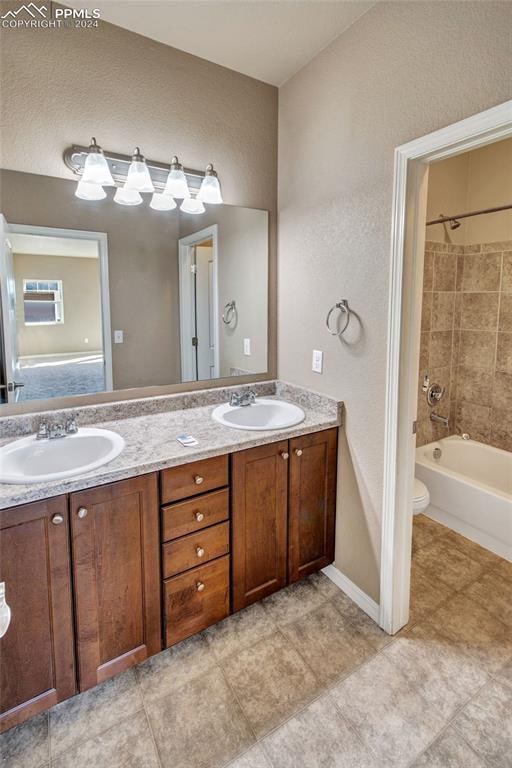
top-left (326, 299), bottom-right (351, 336)
top-left (222, 300), bottom-right (236, 325)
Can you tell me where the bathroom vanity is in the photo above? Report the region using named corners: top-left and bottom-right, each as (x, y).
top-left (0, 383), bottom-right (341, 732)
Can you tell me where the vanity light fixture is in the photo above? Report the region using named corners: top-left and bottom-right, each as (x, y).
top-left (180, 197), bottom-right (205, 215)
top-left (197, 163), bottom-right (223, 204)
top-left (125, 148), bottom-right (155, 193)
top-left (75, 179), bottom-right (107, 201)
top-left (150, 192), bottom-right (177, 211)
top-left (81, 138), bottom-right (115, 186)
top-left (113, 186), bottom-right (143, 206)
top-left (163, 156), bottom-right (190, 199)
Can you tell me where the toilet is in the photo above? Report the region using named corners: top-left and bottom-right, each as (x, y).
top-left (413, 479), bottom-right (430, 514)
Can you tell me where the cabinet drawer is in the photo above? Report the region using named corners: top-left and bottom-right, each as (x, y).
top-left (161, 455), bottom-right (228, 503)
top-left (162, 521), bottom-right (230, 579)
top-left (164, 556), bottom-right (230, 646)
top-left (162, 489), bottom-right (229, 542)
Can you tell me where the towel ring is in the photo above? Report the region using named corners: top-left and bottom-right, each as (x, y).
top-left (326, 299), bottom-right (351, 336)
top-left (222, 300), bottom-right (236, 325)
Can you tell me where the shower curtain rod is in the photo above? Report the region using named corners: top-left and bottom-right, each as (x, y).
top-left (426, 203), bottom-right (512, 226)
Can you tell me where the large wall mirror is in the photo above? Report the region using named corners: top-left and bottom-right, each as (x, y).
top-left (0, 169), bottom-right (269, 408)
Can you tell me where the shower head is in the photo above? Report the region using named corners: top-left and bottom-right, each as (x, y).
top-left (449, 218), bottom-right (461, 230)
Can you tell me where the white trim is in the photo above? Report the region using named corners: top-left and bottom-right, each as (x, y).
top-left (381, 100), bottom-right (512, 634)
top-left (7, 223), bottom-right (113, 392)
top-left (179, 225), bottom-right (219, 382)
top-left (322, 565), bottom-right (380, 623)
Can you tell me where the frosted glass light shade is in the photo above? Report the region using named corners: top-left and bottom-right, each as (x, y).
top-left (113, 186), bottom-right (143, 206)
top-left (197, 168), bottom-right (223, 204)
top-left (75, 180), bottom-right (106, 201)
top-left (180, 197), bottom-right (205, 215)
top-left (82, 140), bottom-right (114, 186)
top-left (164, 169), bottom-right (190, 198)
top-left (150, 192), bottom-right (177, 211)
top-left (125, 160), bottom-right (154, 193)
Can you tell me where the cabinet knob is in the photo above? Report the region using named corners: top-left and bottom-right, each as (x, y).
top-left (194, 475), bottom-right (204, 485)
top-left (51, 514), bottom-right (64, 525)
top-left (294, 449), bottom-right (303, 457)
top-left (196, 546), bottom-right (205, 558)
top-left (77, 507), bottom-right (88, 519)
top-left (280, 452), bottom-right (289, 460)
top-left (195, 511), bottom-right (204, 522)
top-left (196, 581), bottom-right (205, 592)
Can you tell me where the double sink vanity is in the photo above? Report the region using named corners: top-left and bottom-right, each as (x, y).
top-left (0, 381), bottom-right (342, 732)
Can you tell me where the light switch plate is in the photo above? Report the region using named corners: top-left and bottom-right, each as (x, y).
top-left (312, 349), bottom-right (323, 373)
top-left (244, 338), bottom-right (251, 356)
top-left (114, 330), bottom-right (124, 344)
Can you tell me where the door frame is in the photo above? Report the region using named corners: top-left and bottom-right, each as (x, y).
top-left (380, 99), bottom-right (512, 635)
top-left (4, 223), bottom-right (113, 392)
top-left (178, 224), bottom-right (219, 382)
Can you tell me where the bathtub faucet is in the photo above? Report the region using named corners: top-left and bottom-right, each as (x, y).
top-left (430, 412), bottom-right (449, 428)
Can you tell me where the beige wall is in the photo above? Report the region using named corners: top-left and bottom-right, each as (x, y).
top-left (13, 253), bottom-right (102, 357)
top-left (426, 137), bottom-right (512, 244)
top-left (278, 1), bottom-right (512, 601)
top-left (180, 207), bottom-right (269, 377)
top-left (0, 0), bottom-right (277, 383)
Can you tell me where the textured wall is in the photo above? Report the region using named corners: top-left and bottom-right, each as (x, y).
top-left (0, 1), bottom-right (278, 379)
top-left (278, 1), bottom-right (512, 600)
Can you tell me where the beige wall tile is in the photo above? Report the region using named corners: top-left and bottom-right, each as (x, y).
top-left (455, 401), bottom-right (491, 443)
top-left (421, 292), bottom-right (432, 332)
top-left (432, 292), bottom-right (455, 331)
top-left (461, 293), bottom-right (499, 331)
top-left (459, 331), bottom-right (496, 370)
top-left (493, 372), bottom-right (512, 410)
top-left (502, 251), bottom-right (512, 291)
top-left (496, 332), bottom-right (512, 373)
top-left (419, 332), bottom-right (430, 372)
top-left (456, 367), bottom-right (494, 407)
top-left (433, 253), bottom-right (457, 291)
top-left (430, 331), bottom-right (453, 368)
top-left (423, 252), bottom-right (434, 291)
top-left (499, 293), bottom-right (512, 332)
top-left (462, 253), bottom-right (502, 292)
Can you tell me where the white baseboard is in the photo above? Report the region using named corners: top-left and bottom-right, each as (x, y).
top-left (322, 564), bottom-right (380, 624)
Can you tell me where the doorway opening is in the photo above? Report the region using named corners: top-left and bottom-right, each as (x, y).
top-left (0, 222), bottom-right (112, 404)
top-left (380, 100), bottom-right (512, 635)
top-left (178, 225), bottom-right (219, 382)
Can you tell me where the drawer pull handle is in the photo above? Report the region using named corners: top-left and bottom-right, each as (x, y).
top-left (196, 546), bottom-right (205, 558)
top-left (77, 507), bottom-right (88, 519)
top-left (280, 452), bottom-right (289, 460)
top-left (194, 475), bottom-right (204, 485)
top-left (52, 514), bottom-right (64, 525)
top-left (195, 511), bottom-right (205, 522)
top-left (294, 449), bottom-right (303, 457)
top-left (196, 581), bottom-right (205, 592)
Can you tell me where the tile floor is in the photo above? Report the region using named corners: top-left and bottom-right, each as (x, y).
top-left (2, 515), bottom-right (511, 768)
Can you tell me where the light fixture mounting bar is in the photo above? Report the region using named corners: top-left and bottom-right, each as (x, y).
top-left (63, 145), bottom-right (204, 194)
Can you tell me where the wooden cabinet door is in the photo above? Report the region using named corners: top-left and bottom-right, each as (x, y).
top-left (70, 474), bottom-right (161, 691)
top-left (232, 441), bottom-right (288, 611)
top-left (288, 428), bottom-right (337, 583)
top-left (0, 497), bottom-right (75, 732)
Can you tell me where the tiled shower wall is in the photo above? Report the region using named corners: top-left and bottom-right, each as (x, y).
top-left (417, 240), bottom-right (512, 451)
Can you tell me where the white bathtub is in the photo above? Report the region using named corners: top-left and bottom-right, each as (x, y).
top-left (415, 435), bottom-right (512, 561)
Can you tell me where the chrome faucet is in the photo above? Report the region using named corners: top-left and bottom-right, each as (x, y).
top-left (230, 390), bottom-right (256, 407)
top-left (430, 412), bottom-right (449, 428)
top-left (35, 417), bottom-right (79, 440)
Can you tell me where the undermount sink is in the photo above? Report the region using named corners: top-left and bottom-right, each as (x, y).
top-left (211, 398), bottom-right (305, 431)
top-left (0, 428), bottom-right (125, 484)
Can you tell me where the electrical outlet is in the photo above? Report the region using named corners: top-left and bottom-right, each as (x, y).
top-left (244, 338), bottom-right (251, 356)
top-left (312, 349), bottom-right (323, 373)
top-left (114, 330), bottom-right (124, 344)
